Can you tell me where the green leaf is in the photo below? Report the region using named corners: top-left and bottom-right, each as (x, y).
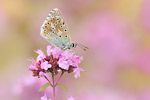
top-left (57, 83), bottom-right (68, 91)
top-left (39, 83), bottom-right (52, 91)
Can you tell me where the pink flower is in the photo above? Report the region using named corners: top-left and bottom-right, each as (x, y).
top-left (62, 50), bottom-right (74, 59)
top-left (32, 59), bottom-right (37, 64)
top-left (68, 96), bottom-right (76, 100)
top-left (51, 47), bottom-right (61, 58)
top-left (72, 55), bottom-right (82, 67)
top-left (36, 49), bottom-right (46, 61)
top-left (58, 51), bottom-right (78, 70)
top-left (28, 45), bottom-right (84, 78)
top-left (41, 94), bottom-right (51, 100)
top-left (28, 65), bottom-right (38, 70)
top-left (73, 67), bottom-right (85, 78)
top-left (58, 59), bottom-right (70, 70)
top-left (41, 61), bottom-right (52, 70)
top-left (39, 71), bottom-right (46, 77)
top-left (47, 45), bottom-right (52, 56)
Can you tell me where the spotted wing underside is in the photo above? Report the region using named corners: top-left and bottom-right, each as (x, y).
top-left (40, 8), bottom-right (71, 47)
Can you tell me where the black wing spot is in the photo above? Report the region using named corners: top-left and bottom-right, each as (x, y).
top-left (65, 35), bottom-right (68, 37)
top-left (72, 43), bottom-right (75, 47)
top-left (64, 29), bottom-right (67, 32)
top-left (59, 35), bottom-right (61, 37)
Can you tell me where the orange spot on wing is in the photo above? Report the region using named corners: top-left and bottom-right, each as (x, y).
top-left (51, 20), bottom-right (54, 23)
top-left (45, 26), bottom-right (48, 30)
top-left (51, 18), bottom-right (56, 23)
top-left (53, 18), bottom-right (56, 21)
top-left (44, 31), bottom-right (47, 36)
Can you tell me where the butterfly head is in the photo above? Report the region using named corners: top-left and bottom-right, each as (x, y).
top-left (61, 43), bottom-right (88, 51)
top-left (70, 43), bottom-right (77, 49)
top-left (61, 43), bottom-right (77, 50)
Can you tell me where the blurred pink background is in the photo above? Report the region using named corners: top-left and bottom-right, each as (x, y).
top-left (0, 0), bottom-right (150, 100)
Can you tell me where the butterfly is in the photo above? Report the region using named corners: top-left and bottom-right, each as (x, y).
top-left (40, 8), bottom-right (88, 51)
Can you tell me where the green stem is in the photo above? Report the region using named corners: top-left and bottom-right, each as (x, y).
top-left (51, 71), bottom-right (64, 100)
top-left (44, 76), bottom-right (52, 84)
top-left (52, 74), bottom-right (55, 100)
top-left (55, 71), bottom-right (64, 86)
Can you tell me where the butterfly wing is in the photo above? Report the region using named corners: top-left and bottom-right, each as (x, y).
top-left (40, 8), bottom-right (72, 49)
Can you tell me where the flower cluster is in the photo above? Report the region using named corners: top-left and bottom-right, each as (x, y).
top-left (41, 94), bottom-right (51, 100)
top-left (28, 45), bottom-right (84, 78)
top-left (41, 94), bottom-right (75, 100)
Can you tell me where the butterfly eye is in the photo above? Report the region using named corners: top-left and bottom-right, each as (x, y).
top-left (72, 43), bottom-right (75, 47)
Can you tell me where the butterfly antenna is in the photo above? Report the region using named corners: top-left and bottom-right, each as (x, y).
top-left (77, 43), bottom-right (89, 51)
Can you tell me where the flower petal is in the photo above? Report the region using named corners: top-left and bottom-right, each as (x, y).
top-left (39, 71), bottom-right (46, 77)
top-left (51, 48), bottom-right (61, 58)
top-left (35, 49), bottom-right (45, 61)
top-left (62, 51), bottom-right (74, 60)
top-left (41, 61), bottom-right (52, 70)
top-left (73, 67), bottom-right (85, 78)
top-left (68, 96), bottom-right (76, 100)
top-left (58, 59), bottom-right (70, 70)
top-left (72, 55), bottom-right (83, 67)
top-left (28, 65), bottom-right (38, 70)
top-left (41, 94), bottom-right (51, 100)
top-left (47, 45), bottom-right (52, 56)
top-left (32, 59), bottom-right (36, 64)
